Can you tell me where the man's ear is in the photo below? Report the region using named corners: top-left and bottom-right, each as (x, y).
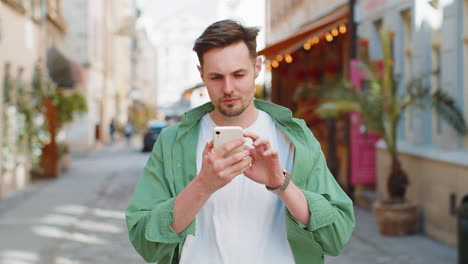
top-left (197, 65), bottom-right (203, 80)
top-left (254, 57), bottom-right (262, 78)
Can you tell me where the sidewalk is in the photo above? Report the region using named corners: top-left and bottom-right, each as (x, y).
top-left (0, 140), bottom-right (148, 264)
top-left (327, 207), bottom-right (458, 264)
top-left (0, 140), bottom-right (458, 264)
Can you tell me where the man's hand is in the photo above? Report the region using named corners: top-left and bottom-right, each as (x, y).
top-left (243, 132), bottom-right (284, 188)
top-left (196, 138), bottom-right (252, 194)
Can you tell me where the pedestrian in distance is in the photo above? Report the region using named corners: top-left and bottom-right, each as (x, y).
top-left (126, 19), bottom-right (355, 264)
top-left (124, 120), bottom-right (134, 146)
top-left (109, 118), bottom-right (116, 144)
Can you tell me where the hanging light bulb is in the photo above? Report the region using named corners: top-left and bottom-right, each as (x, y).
top-left (312, 36), bottom-right (320, 44)
top-left (285, 54), bottom-right (293, 63)
top-left (331, 28), bottom-right (339, 36)
top-left (325, 33), bottom-right (333, 42)
top-left (339, 24), bottom-right (347, 34)
top-left (303, 42), bottom-right (311, 50)
top-left (271, 60), bottom-right (279, 68)
top-left (275, 54), bottom-right (284, 62)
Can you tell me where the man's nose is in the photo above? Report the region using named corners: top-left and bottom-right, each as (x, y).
top-left (223, 78), bottom-right (233, 94)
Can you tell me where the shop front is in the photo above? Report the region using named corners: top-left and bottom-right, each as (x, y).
top-left (259, 4), bottom-right (352, 192)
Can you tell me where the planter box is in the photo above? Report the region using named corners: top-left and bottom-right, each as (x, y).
top-left (374, 201), bottom-right (419, 236)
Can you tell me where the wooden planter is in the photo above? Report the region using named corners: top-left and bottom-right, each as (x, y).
top-left (374, 201), bottom-right (419, 236)
top-left (39, 98), bottom-right (59, 178)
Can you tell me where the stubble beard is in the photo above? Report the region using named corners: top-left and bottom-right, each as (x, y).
top-left (218, 97), bottom-right (253, 117)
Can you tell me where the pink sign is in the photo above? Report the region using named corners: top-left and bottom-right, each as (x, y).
top-left (349, 59), bottom-right (379, 185)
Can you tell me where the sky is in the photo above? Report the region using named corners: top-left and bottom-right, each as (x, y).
top-left (136, 0), bottom-right (220, 39)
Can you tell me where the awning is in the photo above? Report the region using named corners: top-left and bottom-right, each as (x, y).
top-left (47, 47), bottom-right (76, 88)
top-left (258, 4), bottom-right (349, 58)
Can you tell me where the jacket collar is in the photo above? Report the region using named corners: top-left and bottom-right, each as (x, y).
top-left (176, 99), bottom-right (302, 142)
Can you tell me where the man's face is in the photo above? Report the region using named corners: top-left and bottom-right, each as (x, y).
top-left (198, 41), bottom-right (261, 117)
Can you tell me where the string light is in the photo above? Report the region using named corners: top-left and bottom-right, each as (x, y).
top-left (331, 28), bottom-right (339, 36)
top-left (275, 55), bottom-right (283, 62)
top-left (339, 24), bottom-right (347, 34)
top-left (312, 36), bottom-right (319, 44)
top-left (274, 24), bottom-right (350, 70)
top-left (271, 60), bottom-right (279, 68)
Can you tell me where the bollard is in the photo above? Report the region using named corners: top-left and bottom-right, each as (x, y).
top-left (459, 195), bottom-right (468, 264)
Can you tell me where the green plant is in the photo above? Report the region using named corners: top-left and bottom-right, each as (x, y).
top-left (52, 90), bottom-right (87, 128)
top-left (18, 65), bottom-right (53, 168)
top-left (316, 28), bottom-right (467, 203)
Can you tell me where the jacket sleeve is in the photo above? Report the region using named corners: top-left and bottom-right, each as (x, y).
top-left (125, 130), bottom-right (195, 263)
top-left (286, 120), bottom-right (355, 257)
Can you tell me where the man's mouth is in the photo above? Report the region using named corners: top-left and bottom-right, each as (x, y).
top-left (222, 98), bottom-right (238, 104)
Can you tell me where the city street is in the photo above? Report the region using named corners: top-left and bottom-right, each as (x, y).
top-left (0, 140), bottom-right (457, 264)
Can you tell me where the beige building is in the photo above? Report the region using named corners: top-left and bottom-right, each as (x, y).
top-left (62, 0), bottom-right (135, 148)
top-left (0, 0), bottom-right (68, 198)
top-left (355, 0), bottom-right (468, 246)
top-left (133, 27), bottom-right (157, 110)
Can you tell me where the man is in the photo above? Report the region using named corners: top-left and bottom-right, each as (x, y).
top-left (126, 20), bottom-right (354, 264)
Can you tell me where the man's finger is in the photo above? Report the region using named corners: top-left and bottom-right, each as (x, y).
top-left (253, 137), bottom-right (271, 149)
top-left (204, 140), bottom-right (214, 155)
top-left (224, 156), bottom-right (252, 177)
top-left (243, 131), bottom-right (259, 141)
top-left (225, 150), bottom-right (251, 166)
top-left (263, 149), bottom-right (278, 158)
top-left (214, 138), bottom-right (245, 158)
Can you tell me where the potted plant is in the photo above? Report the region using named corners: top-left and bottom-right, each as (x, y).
top-left (30, 64), bottom-right (87, 178)
top-left (316, 28), bottom-right (467, 235)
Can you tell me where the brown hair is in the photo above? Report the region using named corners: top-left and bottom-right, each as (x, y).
top-left (193, 19), bottom-right (260, 65)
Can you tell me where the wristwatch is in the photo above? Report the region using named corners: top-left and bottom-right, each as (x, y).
top-left (266, 169), bottom-right (291, 194)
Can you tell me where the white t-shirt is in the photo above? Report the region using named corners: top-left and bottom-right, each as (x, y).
top-left (179, 111), bottom-right (295, 264)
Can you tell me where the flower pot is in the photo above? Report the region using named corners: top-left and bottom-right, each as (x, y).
top-left (374, 201), bottom-right (419, 236)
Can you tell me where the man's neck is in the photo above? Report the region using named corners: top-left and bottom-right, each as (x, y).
top-left (209, 103), bottom-right (259, 129)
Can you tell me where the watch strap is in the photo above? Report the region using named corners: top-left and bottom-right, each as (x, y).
top-left (266, 169), bottom-right (291, 194)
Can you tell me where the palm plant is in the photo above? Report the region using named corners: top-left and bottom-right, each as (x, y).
top-left (316, 28), bottom-right (467, 203)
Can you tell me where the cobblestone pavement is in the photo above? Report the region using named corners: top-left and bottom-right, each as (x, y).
top-left (0, 140), bottom-right (458, 264)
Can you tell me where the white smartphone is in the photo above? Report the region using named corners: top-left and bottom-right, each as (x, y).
top-left (213, 126), bottom-right (243, 157)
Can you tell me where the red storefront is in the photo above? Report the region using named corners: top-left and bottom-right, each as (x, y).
top-left (260, 3), bottom-right (379, 196)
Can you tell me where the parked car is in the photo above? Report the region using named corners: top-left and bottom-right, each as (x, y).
top-left (142, 120), bottom-right (167, 152)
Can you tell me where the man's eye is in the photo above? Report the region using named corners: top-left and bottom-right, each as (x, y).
top-left (211, 76), bottom-right (220, 80)
top-left (235, 74), bottom-right (244, 78)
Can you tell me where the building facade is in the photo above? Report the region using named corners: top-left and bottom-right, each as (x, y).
top-left (151, 11), bottom-right (211, 110)
top-left (61, 0), bottom-right (135, 149)
top-left (133, 27), bottom-right (157, 110)
top-left (261, 0), bottom-right (352, 192)
top-left (355, 0), bottom-right (468, 246)
top-left (0, 0), bottom-right (68, 198)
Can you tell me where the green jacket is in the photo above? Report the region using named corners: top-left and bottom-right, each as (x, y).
top-left (126, 100), bottom-right (355, 263)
